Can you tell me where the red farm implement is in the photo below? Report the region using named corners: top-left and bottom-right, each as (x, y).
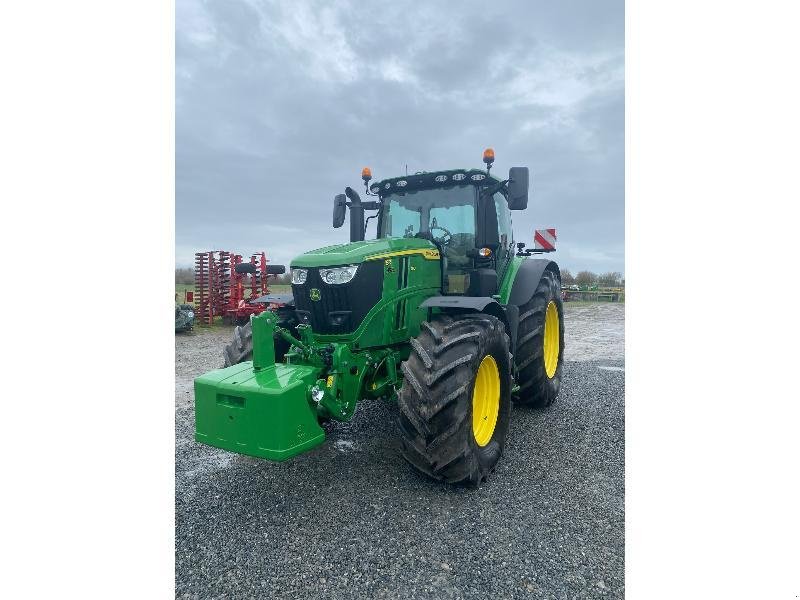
top-left (194, 250), bottom-right (288, 325)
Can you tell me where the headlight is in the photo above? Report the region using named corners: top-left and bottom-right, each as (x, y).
top-left (319, 265), bottom-right (359, 285)
top-left (187, 311), bottom-right (194, 318)
top-left (291, 268), bottom-right (308, 284)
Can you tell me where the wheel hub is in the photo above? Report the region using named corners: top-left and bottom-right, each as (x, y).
top-left (543, 300), bottom-right (560, 378)
top-left (472, 354), bottom-right (500, 447)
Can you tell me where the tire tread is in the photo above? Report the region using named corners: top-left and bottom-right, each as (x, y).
top-left (397, 314), bottom-right (512, 486)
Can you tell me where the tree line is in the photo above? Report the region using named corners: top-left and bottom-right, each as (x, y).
top-left (560, 269), bottom-right (624, 287)
top-left (175, 267), bottom-right (193, 284)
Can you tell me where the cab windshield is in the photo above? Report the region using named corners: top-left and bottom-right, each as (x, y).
top-left (379, 184), bottom-right (476, 293)
top-left (378, 184), bottom-right (475, 242)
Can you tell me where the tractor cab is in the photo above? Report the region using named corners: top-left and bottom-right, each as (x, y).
top-left (336, 149), bottom-right (530, 297)
top-left (375, 169), bottom-right (515, 295)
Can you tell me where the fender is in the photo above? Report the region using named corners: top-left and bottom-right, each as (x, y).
top-left (507, 258), bottom-right (560, 308)
top-left (502, 259), bottom-right (560, 355)
top-left (420, 295), bottom-right (514, 351)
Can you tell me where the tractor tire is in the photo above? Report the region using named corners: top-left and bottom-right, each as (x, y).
top-left (514, 269), bottom-right (564, 408)
top-left (222, 310), bottom-right (296, 367)
top-left (398, 313), bottom-right (512, 486)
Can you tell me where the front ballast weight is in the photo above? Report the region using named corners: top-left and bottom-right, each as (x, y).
top-left (194, 311), bottom-right (404, 461)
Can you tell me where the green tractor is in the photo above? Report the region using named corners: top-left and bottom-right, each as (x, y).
top-left (194, 149), bottom-right (564, 485)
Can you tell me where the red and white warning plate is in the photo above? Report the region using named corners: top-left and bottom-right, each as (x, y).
top-left (534, 228), bottom-right (557, 250)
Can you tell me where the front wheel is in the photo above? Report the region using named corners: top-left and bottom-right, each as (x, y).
top-left (222, 308), bottom-right (297, 367)
top-left (397, 314), bottom-right (512, 486)
top-left (514, 269), bottom-right (564, 407)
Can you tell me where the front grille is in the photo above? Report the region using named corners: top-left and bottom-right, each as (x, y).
top-left (292, 261), bottom-right (384, 334)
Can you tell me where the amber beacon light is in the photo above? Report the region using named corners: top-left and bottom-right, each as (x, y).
top-left (482, 147), bottom-right (495, 165)
top-left (361, 167), bottom-right (372, 182)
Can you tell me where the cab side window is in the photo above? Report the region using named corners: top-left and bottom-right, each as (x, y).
top-left (493, 192), bottom-right (513, 261)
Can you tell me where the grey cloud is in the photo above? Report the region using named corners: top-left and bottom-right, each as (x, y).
top-left (177, 0), bottom-right (624, 275)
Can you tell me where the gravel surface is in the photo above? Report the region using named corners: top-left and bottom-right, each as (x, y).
top-left (176, 303), bottom-right (625, 599)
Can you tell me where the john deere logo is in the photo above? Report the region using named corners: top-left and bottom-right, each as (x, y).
top-left (309, 288), bottom-right (321, 301)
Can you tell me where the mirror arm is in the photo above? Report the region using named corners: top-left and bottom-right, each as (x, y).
top-left (362, 199), bottom-right (383, 236)
top-left (480, 179), bottom-right (509, 198)
top-left (363, 211), bottom-right (378, 236)
top-left (346, 201), bottom-right (379, 209)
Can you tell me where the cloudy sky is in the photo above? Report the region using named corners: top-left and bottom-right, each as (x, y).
top-left (176, 0), bottom-right (624, 275)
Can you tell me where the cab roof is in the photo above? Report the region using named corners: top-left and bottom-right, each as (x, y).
top-left (370, 168), bottom-right (503, 198)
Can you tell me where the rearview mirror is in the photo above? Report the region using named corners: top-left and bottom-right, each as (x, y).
top-left (333, 194), bottom-right (347, 228)
top-left (266, 264), bottom-right (285, 275)
top-left (507, 167), bottom-right (529, 210)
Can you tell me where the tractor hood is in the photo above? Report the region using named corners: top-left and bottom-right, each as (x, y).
top-left (290, 237), bottom-right (438, 268)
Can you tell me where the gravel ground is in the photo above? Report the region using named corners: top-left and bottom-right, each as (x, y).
top-left (176, 302), bottom-right (625, 599)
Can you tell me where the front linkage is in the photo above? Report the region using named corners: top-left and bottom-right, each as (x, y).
top-left (194, 311), bottom-right (405, 461)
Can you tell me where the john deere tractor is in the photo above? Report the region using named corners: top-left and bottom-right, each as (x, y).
top-left (195, 149), bottom-right (564, 485)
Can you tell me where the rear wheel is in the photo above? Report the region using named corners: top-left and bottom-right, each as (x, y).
top-left (514, 269), bottom-right (564, 407)
top-left (222, 308), bottom-right (297, 367)
top-left (397, 314), bottom-right (512, 486)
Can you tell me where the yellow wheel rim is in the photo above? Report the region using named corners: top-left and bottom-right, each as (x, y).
top-left (543, 301), bottom-right (560, 378)
top-left (472, 354), bottom-right (500, 447)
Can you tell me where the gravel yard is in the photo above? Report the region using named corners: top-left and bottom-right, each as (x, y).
top-left (176, 302), bottom-right (625, 599)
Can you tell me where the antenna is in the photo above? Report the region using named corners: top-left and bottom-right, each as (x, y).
top-left (405, 164), bottom-right (408, 175)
